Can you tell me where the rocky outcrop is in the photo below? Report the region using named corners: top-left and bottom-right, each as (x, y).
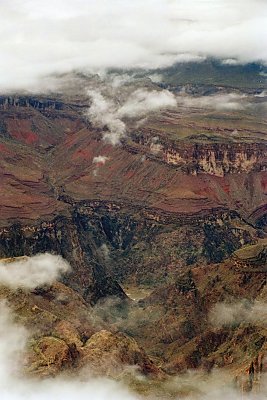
top-left (27, 336), bottom-right (78, 377)
top-left (0, 96), bottom-right (65, 111)
top-left (234, 240), bottom-right (267, 266)
top-left (0, 279), bottom-right (161, 380)
top-left (0, 281), bottom-right (95, 338)
top-left (1, 243), bottom-right (265, 385)
top-left (79, 330), bottom-right (163, 378)
top-left (235, 347), bottom-right (267, 393)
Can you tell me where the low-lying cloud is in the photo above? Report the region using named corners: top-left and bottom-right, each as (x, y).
top-left (0, 302), bottom-right (28, 381)
top-left (93, 156), bottom-right (110, 165)
top-left (87, 83), bottom-right (263, 145)
top-left (118, 89), bottom-right (177, 119)
top-left (87, 86), bottom-right (176, 144)
top-left (87, 89), bottom-right (126, 145)
top-left (0, 0), bottom-right (266, 91)
top-left (210, 300), bottom-right (267, 327)
top-left (92, 156), bottom-right (110, 176)
top-left (0, 254), bottom-right (70, 289)
top-left (176, 92), bottom-right (249, 111)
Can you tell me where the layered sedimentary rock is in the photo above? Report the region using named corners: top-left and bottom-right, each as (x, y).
top-left (0, 91), bottom-right (266, 293)
top-left (0, 89), bottom-right (266, 390)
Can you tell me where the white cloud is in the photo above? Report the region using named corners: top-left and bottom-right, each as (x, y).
top-left (92, 156), bottom-right (110, 176)
top-left (118, 89), bottom-right (177, 119)
top-left (0, 0), bottom-right (266, 91)
top-left (0, 254), bottom-right (70, 289)
top-left (255, 90), bottom-right (267, 97)
top-left (87, 89), bottom-right (126, 145)
top-left (221, 59), bottom-right (240, 65)
top-left (0, 302), bottom-right (28, 382)
top-left (93, 156), bottom-right (110, 165)
top-left (87, 87), bottom-right (176, 145)
top-left (148, 74), bottom-right (163, 84)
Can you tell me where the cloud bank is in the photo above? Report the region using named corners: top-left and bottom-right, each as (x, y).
top-left (0, 0), bottom-right (266, 91)
top-left (0, 254), bottom-right (70, 289)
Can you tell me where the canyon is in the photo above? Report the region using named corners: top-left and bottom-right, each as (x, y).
top-left (0, 73), bottom-right (266, 396)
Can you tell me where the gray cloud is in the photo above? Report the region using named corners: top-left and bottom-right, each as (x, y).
top-left (0, 0), bottom-right (266, 91)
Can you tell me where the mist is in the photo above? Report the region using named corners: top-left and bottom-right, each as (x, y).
top-left (0, 0), bottom-right (266, 91)
top-left (118, 89), bottom-right (177, 118)
top-left (210, 300), bottom-right (267, 327)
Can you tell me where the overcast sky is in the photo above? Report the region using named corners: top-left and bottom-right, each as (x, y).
top-left (0, 0), bottom-right (266, 90)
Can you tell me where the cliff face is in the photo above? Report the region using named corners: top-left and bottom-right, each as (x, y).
top-left (0, 95), bottom-right (266, 222)
top-left (0, 96), bottom-right (66, 110)
top-left (0, 215), bottom-right (125, 304)
top-left (0, 201), bottom-right (255, 294)
top-left (72, 203), bottom-right (256, 285)
top-left (164, 143), bottom-right (266, 176)
top-left (133, 133), bottom-right (267, 176)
